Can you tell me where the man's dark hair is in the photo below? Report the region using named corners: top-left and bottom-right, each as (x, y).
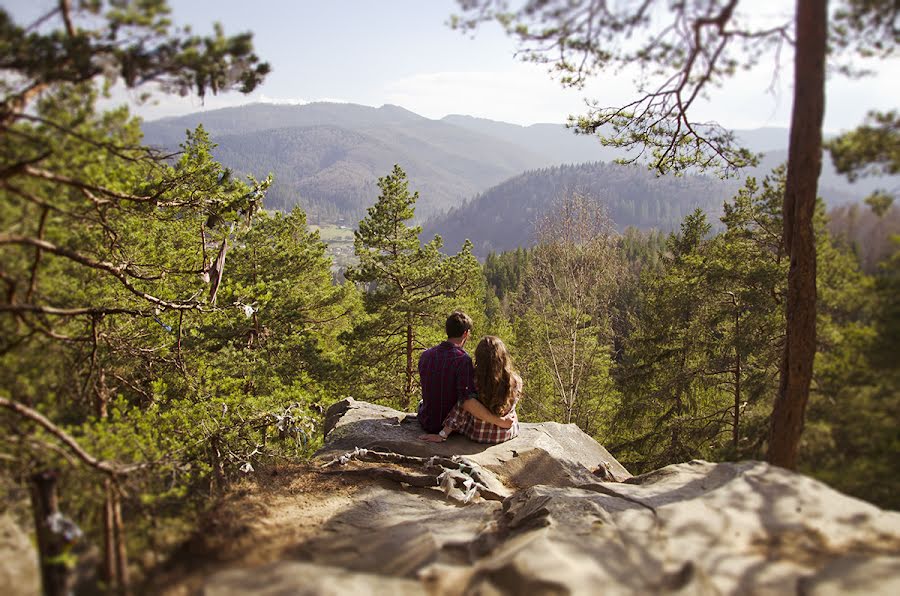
top-left (445, 311), bottom-right (473, 338)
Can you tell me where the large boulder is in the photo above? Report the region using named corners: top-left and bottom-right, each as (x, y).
top-left (0, 515), bottom-right (40, 596)
top-left (203, 399), bottom-right (900, 595)
top-left (315, 397), bottom-right (631, 487)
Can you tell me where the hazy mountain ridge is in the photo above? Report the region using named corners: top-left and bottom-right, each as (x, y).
top-left (207, 124), bottom-right (521, 221)
top-left (444, 114), bottom-right (891, 201)
top-left (440, 114), bottom-right (618, 164)
top-left (143, 102), bottom-right (553, 221)
top-left (142, 102), bottom-right (893, 227)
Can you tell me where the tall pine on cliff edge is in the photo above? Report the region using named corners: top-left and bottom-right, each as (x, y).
top-left (344, 165), bottom-right (481, 409)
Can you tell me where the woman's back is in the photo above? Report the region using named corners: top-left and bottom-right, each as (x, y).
top-left (446, 373), bottom-right (521, 444)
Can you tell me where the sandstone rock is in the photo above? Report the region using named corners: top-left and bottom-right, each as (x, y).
top-left (315, 397), bottom-right (631, 488)
top-left (204, 561), bottom-right (422, 595)
top-left (798, 556), bottom-right (900, 595)
top-left (0, 515), bottom-right (40, 596)
top-left (295, 482), bottom-right (503, 576)
top-left (460, 460), bottom-right (900, 594)
top-left (203, 400), bottom-right (900, 595)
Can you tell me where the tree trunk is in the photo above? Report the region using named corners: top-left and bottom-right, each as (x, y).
top-left (101, 479), bottom-right (130, 593)
top-left (112, 486), bottom-right (129, 593)
top-left (403, 322), bottom-right (414, 409)
top-left (98, 376), bottom-right (121, 591)
top-left (733, 311), bottom-right (741, 451)
top-left (103, 479), bottom-right (116, 588)
top-left (95, 368), bottom-right (108, 419)
top-left (768, 0), bottom-right (827, 469)
top-left (30, 471), bottom-right (69, 596)
top-left (209, 436), bottom-right (225, 498)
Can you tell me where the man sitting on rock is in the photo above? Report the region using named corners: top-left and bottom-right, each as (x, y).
top-left (416, 311), bottom-right (512, 439)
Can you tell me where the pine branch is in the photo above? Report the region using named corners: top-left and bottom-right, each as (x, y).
top-left (0, 396), bottom-right (143, 476)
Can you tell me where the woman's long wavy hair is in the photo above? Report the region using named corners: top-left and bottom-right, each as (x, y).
top-left (474, 336), bottom-right (519, 416)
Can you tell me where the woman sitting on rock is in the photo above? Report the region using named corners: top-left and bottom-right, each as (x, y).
top-left (420, 335), bottom-right (521, 444)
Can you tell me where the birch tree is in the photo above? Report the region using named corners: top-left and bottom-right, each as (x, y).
top-left (519, 193), bottom-right (623, 429)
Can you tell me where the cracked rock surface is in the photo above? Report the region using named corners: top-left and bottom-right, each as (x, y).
top-left (204, 398), bottom-right (900, 595)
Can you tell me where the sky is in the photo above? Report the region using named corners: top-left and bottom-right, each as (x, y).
top-left (4, 0), bottom-right (899, 132)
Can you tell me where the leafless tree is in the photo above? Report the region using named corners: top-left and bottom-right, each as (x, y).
top-left (523, 192), bottom-right (623, 426)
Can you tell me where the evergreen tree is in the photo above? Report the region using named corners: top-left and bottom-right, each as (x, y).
top-left (612, 172), bottom-right (788, 470)
top-left (0, 3), bottom-right (278, 589)
top-left (454, 0), bottom-right (896, 469)
top-left (344, 165), bottom-right (481, 408)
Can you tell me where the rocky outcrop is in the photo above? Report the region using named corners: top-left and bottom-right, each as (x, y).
top-left (0, 515), bottom-right (40, 596)
top-left (204, 399), bottom-right (900, 594)
top-left (316, 397), bottom-right (631, 487)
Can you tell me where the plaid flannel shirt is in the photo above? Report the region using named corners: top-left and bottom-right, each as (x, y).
top-left (443, 374), bottom-right (522, 443)
top-left (442, 399), bottom-right (519, 444)
top-left (417, 341), bottom-right (475, 433)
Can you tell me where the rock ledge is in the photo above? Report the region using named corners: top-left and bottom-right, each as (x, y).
top-left (205, 398), bottom-right (900, 595)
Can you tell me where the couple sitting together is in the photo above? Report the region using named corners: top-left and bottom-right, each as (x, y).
top-left (417, 311), bottom-right (520, 444)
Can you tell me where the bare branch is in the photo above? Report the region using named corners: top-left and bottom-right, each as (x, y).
top-left (0, 303), bottom-right (150, 317)
top-left (59, 0), bottom-right (76, 37)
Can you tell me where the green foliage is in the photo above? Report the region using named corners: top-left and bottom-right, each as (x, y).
top-left (831, 0), bottom-right (900, 58)
top-left (0, 87), bottom-right (363, 577)
top-left (0, 3), bottom-right (378, 585)
top-left (0, 1), bottom-right (269, 104)
top-left (619, 227), bottom-right (667, 273)
top-left (801, 235), bottom-right (900, 508)
top-left (599, 168), bottom-right (897, 507)
top-left (484, 248), bottom-right (531, 301)
top-left (343, 165), bottom-right (482, 408)
top-left (826, 110), bottom-right (899, 184)
top-left (611, 171), bottom-right (785, 470)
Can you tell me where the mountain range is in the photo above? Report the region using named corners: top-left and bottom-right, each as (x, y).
top-left (142, 102), bottom-right (889, 240)
top-left (143, 103), bottom-right (607, 222)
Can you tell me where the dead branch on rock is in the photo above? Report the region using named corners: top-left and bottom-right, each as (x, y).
top-left (320, 447), bottom-right (505, 503)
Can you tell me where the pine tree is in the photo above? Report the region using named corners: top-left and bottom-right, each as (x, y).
top-left (1, 4), bottom-right (273, 588)
top-left (344, 165), bottom-right (480, 408)
top-left (612, 171), bottom-right (788, 470)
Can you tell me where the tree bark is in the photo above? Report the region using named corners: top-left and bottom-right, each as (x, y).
top-left (209, 435), bottom-right (225, 498)
top-left (733, 309), bottom-right (741, 451)
top-left (404, 322), bottom-right (414, 409)
top-left (768, 0), bottom-right (827, 469)
top-left (30, 471), bottom-right (69, 596)
top-left (102, 479), bottom-right (116, 588)
top-left (112, 486), bottom-right (129, 593)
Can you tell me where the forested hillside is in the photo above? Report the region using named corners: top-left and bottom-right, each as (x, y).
top-left (423, 161), bottom-right (741, 256)
top-left (143, 103), bottom-right (550, 221)
top-left (143, 102), bottom-right (892, 227)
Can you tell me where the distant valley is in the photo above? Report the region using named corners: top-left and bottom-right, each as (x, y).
top-left (142, 102), bottom-right (891, 251)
